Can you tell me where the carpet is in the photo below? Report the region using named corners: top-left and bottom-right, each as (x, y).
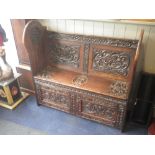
top-left (0, 118), bottom-right (47, 135)
top-left (0, 96), bottom-right (148, 135)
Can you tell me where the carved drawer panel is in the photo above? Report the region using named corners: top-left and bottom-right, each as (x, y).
top-left (35, 78), bottom-right (126, 128)
top-left (35, 80), bottom-right (72, 113)
top-left (76, 95), bottom-right (126, 128)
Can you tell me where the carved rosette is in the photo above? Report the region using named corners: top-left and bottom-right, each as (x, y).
top-left (93, 49), bottom-right (131, 76)
top-left (48, 44), bottom-right (80, 68)
top-left (72, 75), bottom-right (88, 86)
top-left (110, 81), bottom-right (128, 98)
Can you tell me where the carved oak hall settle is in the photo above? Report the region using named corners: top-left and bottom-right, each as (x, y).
top-left (23, 20), bottom-right (144, 131)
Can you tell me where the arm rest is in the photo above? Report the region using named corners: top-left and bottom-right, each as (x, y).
top-left (22, 20), bottom-right (46, 75)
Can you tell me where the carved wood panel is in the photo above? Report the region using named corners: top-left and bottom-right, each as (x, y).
top-left (109, 81), bottom-right (128, 98)
top-left (76, 94), bottom-right (126, 128)
top-left (92, 48), bottom-right (132, 76)
top-left (47, 32), bottom-right (138, 49)
top-left (35, 81), bottom-right (71, 113)
top-left (46, 32), bottom-right (137, 76)
top-left (47, 43), bottom-right (81, 68)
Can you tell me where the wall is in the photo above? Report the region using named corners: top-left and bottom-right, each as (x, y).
top-left (38, 19), bottom-right (155, 74)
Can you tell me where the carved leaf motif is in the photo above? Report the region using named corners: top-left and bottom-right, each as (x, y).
top-left (83, 103), bottom-right (117, 120)
top-left (40, 88), bottom-right (70, 105)
top-left (35, 79), bottom-right (126, 128)
top-left (48, 32), bottom-right (138, 49)
top-left (93, 49), bottom-right (130, 76)
top-left (110, 81), bottom-right (128, 98)
top-left (48, 44), bottom-right (80, 68)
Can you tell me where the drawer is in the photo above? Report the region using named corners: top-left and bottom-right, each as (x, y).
top-left (77, 95), bottom-right (126, 128)
top-left (35, 78), bottom-right (126, 128)
top-left (35, 80), bottom-right (72, 113)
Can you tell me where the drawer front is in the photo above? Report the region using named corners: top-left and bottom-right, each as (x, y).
top-left (35, 79), bottom-right (126, 128)
top-left (76, 95), bottom-right (126, 128)
top-left (35, 80), bottom-right (72, 113)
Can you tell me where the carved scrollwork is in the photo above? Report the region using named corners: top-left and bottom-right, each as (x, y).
top-left (35, 79), bottom-right (127, 128)
top-left (110, 81), bottom-right (128, 98)
top-left (83, 103), bottom-right (117, 120)
top-left (39, 87), bottom-right (70, 106)
top-left (48, 32), bottom-right (83, 41)
top-left (48, 44), bottom-right (80, 68)
top-left (35, 78), bottom-right (126, 105)
top-left (48, 32), bottom-right (138, 49)
top-left (93, 49), bottom-right (131, 76)
top-left (72, 75), bottom-right (88, 86)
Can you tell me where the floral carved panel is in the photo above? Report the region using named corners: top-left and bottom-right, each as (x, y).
top-left (48, 44), bottom-right (81, 68)
top-left (109, 81), bottom-right (128, 98)
top-left (92, 48), bottom-right (132, 76)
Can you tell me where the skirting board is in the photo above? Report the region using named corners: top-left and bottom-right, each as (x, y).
top-left (0, 92), bottom-right (29, 110)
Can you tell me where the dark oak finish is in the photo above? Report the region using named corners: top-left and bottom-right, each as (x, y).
top-left (16, 65), bottom-right (34, 94)
top-left (23, 20), bottom-right (144, 130)
top-left (11, 19), bottom-right (35, 94)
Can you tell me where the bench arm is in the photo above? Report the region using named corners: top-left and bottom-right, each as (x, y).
top-left (22, 20), bottom-right (46, 75)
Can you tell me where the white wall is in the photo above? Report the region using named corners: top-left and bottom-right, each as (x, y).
top-left (1, 19), bottom-right (19, 74)
top-left (38, 19), bottom-right (155, 74)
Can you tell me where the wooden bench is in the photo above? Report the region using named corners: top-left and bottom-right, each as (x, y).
top-left (23, 20), bottom-right (144, 131)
